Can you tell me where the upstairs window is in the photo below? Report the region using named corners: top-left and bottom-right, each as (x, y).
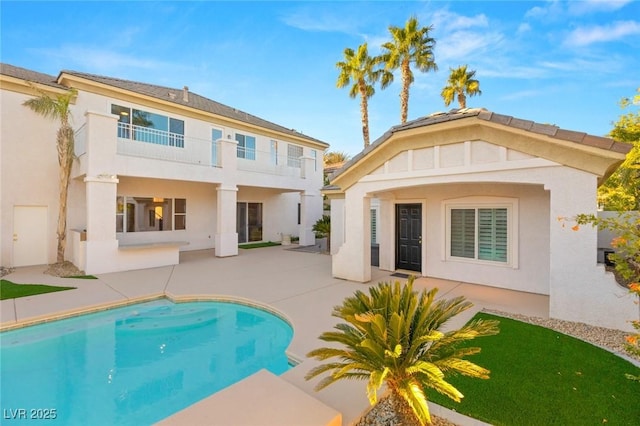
top-left (235, 133), bottom-right (256, 160)
top-left (111, 104), bottom-right (184, 147)
top-left (287, 144), bottom-right (303, 168)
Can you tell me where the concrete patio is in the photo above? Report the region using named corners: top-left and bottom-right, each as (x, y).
top-left (1, 245), bottom-right (549, 425)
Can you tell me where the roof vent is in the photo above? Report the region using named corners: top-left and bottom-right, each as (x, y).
top-left (168, 92), bottom-right (176, 100)
top-left (183, 86), bottom-right (189, 102)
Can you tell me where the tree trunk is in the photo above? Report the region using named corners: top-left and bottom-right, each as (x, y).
top-left (458, 92), bottom-right (466, 109)
top-left (359, 82), bottom-right (370, 148)
top-left (400, 59), bottom-right (411, 124)
top-left (56, 125), bottom-right (74, 264)
top-left (389, 390), bottom-right (423, 425)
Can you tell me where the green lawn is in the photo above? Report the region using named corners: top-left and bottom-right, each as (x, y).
top-left (429, 313), bottom-right (640, 425)
top-left (0, 279), bottom-right (76, 300)
top-left (239, 241), bottom-right (281, 249)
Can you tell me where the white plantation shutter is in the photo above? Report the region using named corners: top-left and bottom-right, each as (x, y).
top-left (451, 209), bottom-right (475, 258)
top-left (477, 208), bottom-right (508, 262)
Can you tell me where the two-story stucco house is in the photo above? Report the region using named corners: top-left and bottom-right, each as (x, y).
top-left (326, 109), bottom-right (638, 331)
top-left (1, 64), bottom-right (328, 274)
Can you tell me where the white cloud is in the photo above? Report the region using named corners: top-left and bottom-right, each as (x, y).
top-left (30, 45), bottom-right (180, 75)
top-left (280, 7), bottom-right (362, 34)
top-left (568, 0), bottom-right (633, 15)
top-left (499, 89), bottom-right (543, 101)
top-left (524, 1), bottom-right (564, 20)
top-left (431, 9), bottom-right (489, 32)
top-left (517, 23), bottom-right (532, 35)
top-left (564, 20), bottom-right (640, 46)
top-left (436, 30), bottom-right (505, 64)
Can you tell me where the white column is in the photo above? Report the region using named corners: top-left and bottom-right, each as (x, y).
top-left (83, 111), bottom-right (120, 274)
top-left (332, 188), bottom-right (371, 282)
top-left (299, 190), bottom-right (321, 246)
top-left (215, 185), bottom-right (238, 257)
top-left (378, 196), bottom-right (395, 272)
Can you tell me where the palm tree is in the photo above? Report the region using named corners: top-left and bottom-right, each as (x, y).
top-left (23, 87), bottom-right (77, 264)
top-left (306, 277), bottom-right (499, 425)
top-left (336, 43), bottom-right (392, 148)
top-left (381, 16), bottom-right (438, 124)
top-left (323, 151), bottom-right (351, 166)
top-left (441, 65), bottom-right (482, 109)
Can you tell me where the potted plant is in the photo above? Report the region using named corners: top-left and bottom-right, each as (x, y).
top-left (312, 215), bottom-right (331, 253)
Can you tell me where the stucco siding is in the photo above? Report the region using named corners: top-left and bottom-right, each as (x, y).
top-left (412, 183), bottom-right (550, 295)
top-left (1, 90), bottom-right (61, 266)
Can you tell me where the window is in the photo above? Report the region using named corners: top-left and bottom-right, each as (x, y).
top-left (211, 128), bottom-right (223, 166)
top-left (287, 144), bottom-right (303, 168)
top-left (312, 150), bottom-right (317, 171)
top-left (115, 196), bottom-right (186, 233)
top-left (371, 209), bottom-right (377, 244)
top-left (111, 104), bottom-right (184, 147)
top-left (235, 133), bottom-right (256, 160)
top-left (445, 198), bottom-right (517, 266)
top-left (270, 140), bottom-right (278, 165)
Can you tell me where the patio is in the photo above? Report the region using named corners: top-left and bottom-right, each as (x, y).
top-left (0, 246), bottom-right (548, 425)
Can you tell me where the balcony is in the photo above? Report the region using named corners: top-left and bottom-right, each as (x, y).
top-left (73, 111), bottom-right (318, 186)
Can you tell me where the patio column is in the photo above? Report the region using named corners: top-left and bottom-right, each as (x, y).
top-left (298, 190), bottom-right (321, 246)
top-left (377, 196), bottom-right (394, 272)
top-left (215, 185), bottom-right (238, 257)
top-left (82, 110), bottom-right (120, 274)
top-left (332, 187), bottom-right (371, 282)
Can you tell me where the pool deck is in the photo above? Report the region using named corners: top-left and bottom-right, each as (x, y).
top-left (1, 246), bottom-right (549, 425)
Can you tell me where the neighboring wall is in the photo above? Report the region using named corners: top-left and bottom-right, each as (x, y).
top-left (1, 89), bottom-right (61, 266)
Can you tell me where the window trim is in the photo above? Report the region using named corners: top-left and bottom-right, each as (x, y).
top-left (443, 196), bottom-right (518, 268)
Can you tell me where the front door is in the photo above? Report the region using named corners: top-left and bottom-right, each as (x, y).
top-left (396, 204), bottom-right (422, 272)
top-left (13, 206), bottom-right (48, 267)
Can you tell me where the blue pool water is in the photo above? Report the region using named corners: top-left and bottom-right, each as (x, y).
top-left (0, 299), bottom-right (293, 425)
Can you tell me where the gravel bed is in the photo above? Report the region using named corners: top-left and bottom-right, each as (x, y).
top-left (355, 310), bottom-right (639, 426)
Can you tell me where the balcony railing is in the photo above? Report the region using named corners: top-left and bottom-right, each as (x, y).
top-left (113, 122), bottom-right (311, 177)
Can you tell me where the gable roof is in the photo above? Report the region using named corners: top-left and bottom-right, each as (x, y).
top-left (329, 108), bottom-right (631, 191)
top-left (57, 70), bottom-right (328, 148)
top-left (0, 63), bottom-right (68, 91)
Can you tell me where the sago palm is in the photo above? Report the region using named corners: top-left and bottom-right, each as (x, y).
top-left (336, 43), bottom-right (392, 148)
top-left (306, 277), bottom-right (499, 425)
top-left (441, 65), bottom-right (482, 109)
top-left (381, 16), bottom-right (437, 124)
top-left (23, 87), bottom-right (77, 263)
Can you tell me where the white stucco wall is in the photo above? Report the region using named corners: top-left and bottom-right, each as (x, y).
top-left (1, 90), bottom-right (62, 266)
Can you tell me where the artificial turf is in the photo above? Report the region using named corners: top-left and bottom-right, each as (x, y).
top-left (238, 241), bottom-right (281, 249)
top-left (0, 279), bottom-right (76, 300)
top-left (428, 312), bottom-right (640, 425)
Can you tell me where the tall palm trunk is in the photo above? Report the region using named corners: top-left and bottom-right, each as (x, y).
top-left (400, 58), bottom-right (411, 123)
top-left (458, 92), bottom-right (467, 109)
top-left (56, 124), bottom-right (74, 263)
top-left (359, 82), bottom-right (371, 147)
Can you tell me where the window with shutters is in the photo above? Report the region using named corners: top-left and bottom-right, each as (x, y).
top-left (445, 197), bottom-right (518, 267)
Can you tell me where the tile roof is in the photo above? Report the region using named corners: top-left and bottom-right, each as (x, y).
top-left (0, 63), bottom-right (67, 90)
top-left (331, 107), bottom-right (631, 181)
top-left (59, 70), bottom-right (328, 147)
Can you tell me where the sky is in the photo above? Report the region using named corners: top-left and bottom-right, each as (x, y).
top-left (1, 0), bottom-right (639, 157)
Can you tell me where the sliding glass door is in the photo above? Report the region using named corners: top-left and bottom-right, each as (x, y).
top-left (237, 202), bottom-right (262, 243)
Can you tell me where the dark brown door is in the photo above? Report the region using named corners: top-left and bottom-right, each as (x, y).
top-left (396, 204), bottom-right (422, 272)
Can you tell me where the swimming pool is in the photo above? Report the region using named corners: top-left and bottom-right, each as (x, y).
top-left (0, 299), bottom-right (293, 425)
